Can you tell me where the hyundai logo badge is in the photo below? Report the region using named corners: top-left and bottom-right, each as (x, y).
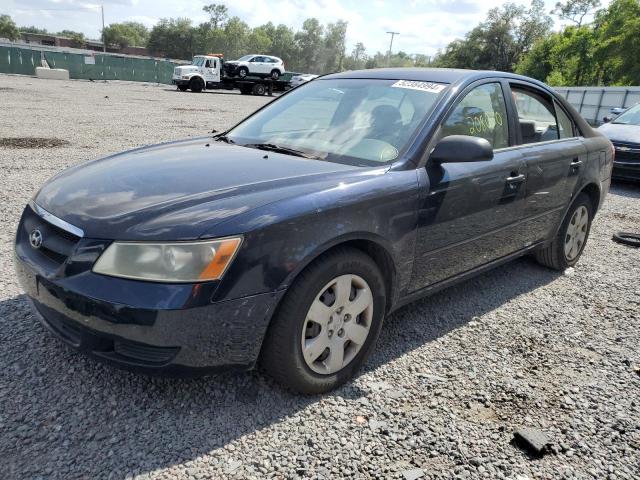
top-left (29, 229), bottom-right (43, 249)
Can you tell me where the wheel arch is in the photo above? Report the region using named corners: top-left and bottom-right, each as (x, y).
top-left (280, 234), bottom-right (398, 314)
top-left (579, 182), bottom-right (601, 213)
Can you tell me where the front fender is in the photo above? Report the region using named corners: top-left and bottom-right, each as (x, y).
top-left (209, 169), bottom-right (421, 304)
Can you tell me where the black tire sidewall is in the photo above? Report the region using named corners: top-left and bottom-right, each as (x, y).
top-left (556, 193), bottom-right (593, 268)
top-left (264, 249), bottom-right (386, 393)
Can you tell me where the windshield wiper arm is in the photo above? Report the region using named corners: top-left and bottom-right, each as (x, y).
top-left (242, 143), bottom-right (319, 159)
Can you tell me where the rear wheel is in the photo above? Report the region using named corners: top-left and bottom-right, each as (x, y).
top-left (261, 248), bottom-right (386, 394)
top-left (535, 193), bottom-right (593, 270)
top-left (189, 77), bottom-right (204, 93)
top-left (270, 69), bottom-right (280, 80)
top-left (252, 83), bottom-right (266, 96)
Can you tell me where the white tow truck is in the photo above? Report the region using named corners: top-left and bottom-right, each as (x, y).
top-left (172, 54), bottom-right (290, 95)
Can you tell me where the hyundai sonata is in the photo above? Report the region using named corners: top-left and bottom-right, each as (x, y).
top-left (15, 69), bottom-right (613, 393)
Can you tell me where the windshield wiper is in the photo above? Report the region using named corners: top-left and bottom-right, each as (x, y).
top-left (242, 143), bottom-right (319, 159)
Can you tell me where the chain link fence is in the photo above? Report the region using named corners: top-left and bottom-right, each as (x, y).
top-left (554, 86), bottom-right (640, 126)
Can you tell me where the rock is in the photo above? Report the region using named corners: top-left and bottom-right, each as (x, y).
top-left (402, 468), bottom-right (425, 480)
top-left (513, 427), bottom-right (551, 455)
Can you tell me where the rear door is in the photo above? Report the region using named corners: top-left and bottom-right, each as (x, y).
top-left (251, 56), bottom-right (267, 74)
top-left (409, 80), bottom-right (528, 291)
top-left (506, 82), bottom-right (587, 243)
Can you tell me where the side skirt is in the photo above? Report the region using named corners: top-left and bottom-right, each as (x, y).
top-left (389, 242), bottom-right (544, 314)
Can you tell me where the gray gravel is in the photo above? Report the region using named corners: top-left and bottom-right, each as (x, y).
top-left (1, 75), bottom-right (639, 479)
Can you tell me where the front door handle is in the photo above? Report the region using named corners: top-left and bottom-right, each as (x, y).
top-left (506, 173), bottom-right (526, 183)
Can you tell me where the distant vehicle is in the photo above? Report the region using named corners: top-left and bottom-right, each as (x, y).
top-left (16, 68), bottom-right (613, 394)
top-left (224, 55), bottom-right (285, 80)
top-left (171, 54), bottom-right (289, 95)
top-left (602, 107), bottom-right (628, 123)
top-left (598, 103), bottom-right (640, 181)
top-left (289, 73), bottom-right (319, 89)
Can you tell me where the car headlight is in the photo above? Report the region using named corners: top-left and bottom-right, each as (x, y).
top-left (182, 75), bottom-right (191, 79)
top-left (93, 237), bottom-right (242, 283)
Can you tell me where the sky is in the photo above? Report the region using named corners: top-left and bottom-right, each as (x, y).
top-left (3, 0), bottom-right (605, 56)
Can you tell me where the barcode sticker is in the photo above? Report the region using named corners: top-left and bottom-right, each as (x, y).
top-left (391, 80), bottom-right (446, 93)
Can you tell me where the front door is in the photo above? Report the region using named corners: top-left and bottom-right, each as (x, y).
top-left (204, 58), bottom-right (220, 83)
top-left (409, 81), bottom-right (528, 291)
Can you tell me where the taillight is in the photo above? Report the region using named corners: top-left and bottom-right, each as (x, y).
top-left (610, 142), bottom-right (615, 162)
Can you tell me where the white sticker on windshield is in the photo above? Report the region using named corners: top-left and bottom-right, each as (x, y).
top-left (391, 80), bottom-right (446, 93)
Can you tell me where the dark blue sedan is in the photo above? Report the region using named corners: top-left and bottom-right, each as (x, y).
top-left (15, 69), bottom-right (614, 393)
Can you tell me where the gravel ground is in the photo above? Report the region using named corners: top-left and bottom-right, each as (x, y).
top-left (1, 75), bottom-right (639, 480)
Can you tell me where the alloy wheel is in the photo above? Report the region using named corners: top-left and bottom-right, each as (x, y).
top-left (564, 205), bottom-right (589, 261)
top-left (301, 274), bottom-right (373, 375)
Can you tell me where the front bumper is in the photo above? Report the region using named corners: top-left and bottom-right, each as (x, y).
top-left (612, 162), bottom-right (640, 181)
top-left (172, 78), bottom-right (189, 87)
top-left (15, 251), bottom-right (284, 374)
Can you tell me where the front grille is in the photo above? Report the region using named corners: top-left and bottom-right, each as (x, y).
top-left (613, 141), bottom-right (640, 163)
top-left (18, 205), bottom-right (81, 270)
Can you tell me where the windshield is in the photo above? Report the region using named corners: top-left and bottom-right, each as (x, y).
top-left (192, 57), bottom-right (205, 67)
top-left (237, 55), bottom-right (254, 62)
top-left (226, 78), bottom-right (447, 166)
top-left (612, 104), bottom-right (640, 126)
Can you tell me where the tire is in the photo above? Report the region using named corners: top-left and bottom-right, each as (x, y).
top-left (252, 83), bottom-right (266, 96)
top-left (260, 247), bottom-right (386, 394)
top-left (535, 192), bottom-right (593, 270)
top-left (612, 232), bottom-right (640, 248)
top-left (238, 67), bottom-right (248, 78)
top-left (189, 77), bottom-right (204, 93)
top-left (270, 69), bottom-right (280, 80)
top-left (177, 85), bottom-right (188, 92)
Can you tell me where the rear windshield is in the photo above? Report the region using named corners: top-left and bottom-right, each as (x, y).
top-left (227, 78), bottom-right (447, 166)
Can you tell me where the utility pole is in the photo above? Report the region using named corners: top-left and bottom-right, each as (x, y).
top-left (386, 31), bottom-right (399, 66)
top-left (101, 5), bottom-right (106, 52)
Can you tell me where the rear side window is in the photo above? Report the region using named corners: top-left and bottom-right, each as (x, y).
top-left (555, 101), bottom-right (575, 139)
top-left (441, 82), bottom-right (509, 149)
top-left (512, 87), bottom-right (559, 143)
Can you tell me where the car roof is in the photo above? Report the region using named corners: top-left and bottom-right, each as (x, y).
top-left (323, 68), bottom-right (549, 88)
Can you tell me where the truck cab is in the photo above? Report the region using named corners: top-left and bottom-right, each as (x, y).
top-left (172, 55), bottom-right (223, 92)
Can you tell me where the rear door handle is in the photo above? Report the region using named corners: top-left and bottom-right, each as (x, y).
top-left (506, 173), bottom-right (526, 183)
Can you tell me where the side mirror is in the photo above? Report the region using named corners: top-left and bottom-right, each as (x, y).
top-left (602, 116), bottom-right (612, 123)
top-left (430, 135), bottom-right (494, 163)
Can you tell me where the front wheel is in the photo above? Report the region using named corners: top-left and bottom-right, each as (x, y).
top-left (535, 192), bottom-right (593, 270)
top-left (189, 77), bottom-right (204, 93)
top-left (260, 248), bottom-right (386, 394)
top-left (238, 67), bottom-right (248, 78)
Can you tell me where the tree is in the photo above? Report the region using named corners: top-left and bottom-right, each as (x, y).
top-left (433, 0), bottom-right (552, 71)
top-left (202, 3), bottom-right (229, 30)
top-left (103, 22), bottom-right (149, 49)
top-left (0, 14), bottom-right (19, 41)
top-left (295, 18), bottom-right (324, 72)
top-left (20, 26), bottom-right (48, 34)
top-left (147, 18), bottom-right (195, 59)
top-left (321, 21), bottom-right (348, 72)
top-left (552, 0), bottom-right (601, 26)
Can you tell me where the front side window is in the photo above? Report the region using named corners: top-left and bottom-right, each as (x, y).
top-left (227, 78), bottom-right (447, 166)
top-left (512, 87), bottom-right (559, 143)
top-left (440, 83), bottom-right (509, 149)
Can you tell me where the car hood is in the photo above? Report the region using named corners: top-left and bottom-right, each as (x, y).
top-left (34, 137), bottom-right (368, 240)
top-left (597, 122), bottom-right (640, 144)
